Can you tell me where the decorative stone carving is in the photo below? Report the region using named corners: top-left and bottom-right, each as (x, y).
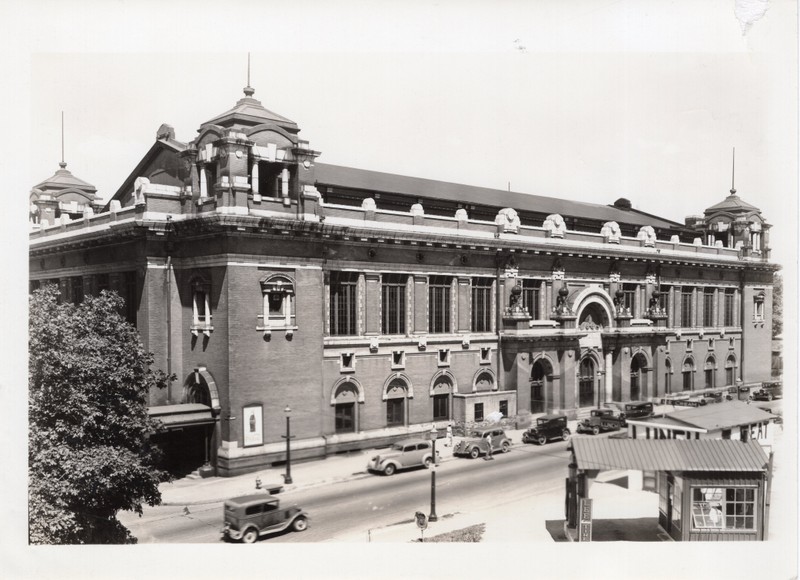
top-left (134, 176), bottom-right (150, 205)
top-left (417, 336), bottom-right (427, 351)
top-left (461, 335), bottom-right (471, 349)
top-left (637, 225), bottom-right (657, 247)
top-left (361, 198), bottom-right (376, 211)
top-left (543, 213), bottom-right (566, 238)
top-left (455, 208), bottom-right (468, 221)
top-left (369, 337), bottom-right (379, 353)
top-left (552, 258), bottom-right (565, 281)
top-left (553, 286), bottom-right (571, 316)
top-left (495, 207), bottom-right (520, 234)
top-left (609, 260), bottom-right (620, 283)
top-left (601, 221), bottom-right (621, 244)
top-left (693, 237), bottom-right (703, 245)
top-left (410, 203), bottom-right (424, 216)
top-left (578, 315), bottom-right (602, 331)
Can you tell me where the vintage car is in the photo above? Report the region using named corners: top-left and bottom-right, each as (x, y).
top-left (751, 381), bottom-right (783, 401)
top-left (619, 401), bottom-right (655, 420)
top-left (453, 427), bottom-right (511, 458)
top-left (222, 494), bottom-right (309, 543)
top-left (367, 438), bottom-right (439, 475)
top-left (576, 408), bottom-right (624, 435)
top-left (522, 414), bottom-right (570, 445)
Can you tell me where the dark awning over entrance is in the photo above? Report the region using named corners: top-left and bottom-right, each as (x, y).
top-left (570, 438), bottom-right (769, 472)
top-left (149, 404), bottom-right (216, 428)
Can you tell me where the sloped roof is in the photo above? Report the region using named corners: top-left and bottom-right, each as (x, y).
top-left (201, 86), bottom-right (297, 130)
top-left (32, 162), bottom-right (98, 198)
top-left (663, 402), bottom-right (774, 431)
top-left (704, 191), bottom-right (760, 215)
top-left (571, 438), bottom-right (769, 472)
top-left (314, 163), bottom-right (684, 230)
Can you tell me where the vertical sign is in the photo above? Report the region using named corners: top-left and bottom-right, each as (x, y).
top-left (578, 498), bottom-right (593, 542)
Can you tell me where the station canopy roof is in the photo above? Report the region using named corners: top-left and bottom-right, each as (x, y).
top-left (149, 403), bottom-right (215, 428)
top-left (571, 438), bottom-right (769, 472)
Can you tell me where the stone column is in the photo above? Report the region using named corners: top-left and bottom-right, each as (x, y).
top-left (605, 350), bottom-right (614, 403)
top-left (413, 275), bottom-right (428, 334)
top-left (364, 273), bottom-right (381, 335)
top-left (251, 160), bottom-right (260, 196)
top-left (200, 165), bottom-right (208, 198)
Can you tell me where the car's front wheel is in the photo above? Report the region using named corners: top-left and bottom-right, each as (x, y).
top-left (562, 430), bottom-right (570, 442)
top-left (501, 441), bottom-right (511, 453)
top-left (591, 426), bottom-right (600, 436)
top-left (423, 456), bottom-right (433, 468)
top-left (383, 463), bottom-right (396, 476)
top-left (292, 516), bottom-right (308, 532)
top-left (242, 528), bottom-right (258, 544)
top-left (537, 435), bottom-right (547, 446)
top-left (469, 447), bottom-right (481, 459)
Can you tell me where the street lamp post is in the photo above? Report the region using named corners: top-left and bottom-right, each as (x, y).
top-left (283, 405), bottom-right (293, 485)
top-left (429, 425), bottom-right (438, 522)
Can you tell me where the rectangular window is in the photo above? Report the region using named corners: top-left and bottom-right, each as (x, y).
top-left (691, 487), bottom-right (756, 531)
top-left (680, 287), bottom-right (693, 327)
top-left (521, 279), bottom-right (541, 319)
top-left (724, 289), bottom-right (735, 327)
top-left (340, 352), bottom-right (355, 372)
top-left (335, 403), bottom-right (355, 433)
top-left (622, 284), bottom-right (636, 316)
top-left (437, 349), bottom-right (450, 366)
top-left (428, 276), bottom-right (452, 334)
top-left (471, 278), bottom-right (493, 332)
top-left (386, 398), bottom-right (404, 427)
top-left (71, 276), bottom-right (84, 306)
top-left (499, 400), bottom-right (508, 417)
top-left (474, 402), bottom-right (484, 422)
top-left (391, 350), bottom-right (405, 369)
top-left (705, 368), bottom-right (714, 389)
top-left (382, 274), bottom-right (407, 335)
top-left (659, 286), bottom-right (671, 325)
top-left (479, 347), bottom-right (492, 364)
top-left (96, 273), bottom-right (110, 294)
top-left (433, 394), bottom-right (449, 421)
top-left (330, 272), bottom-right (357, 336)
top-left (703, 288), bottom-right (715, 328)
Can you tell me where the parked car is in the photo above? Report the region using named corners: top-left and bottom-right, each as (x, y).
top-left (453, 427), bottom-right (511, 458)
top-left (522, 414), bottom-right (570, 445)
top-left (367, 438), bottom-right (438, 475)
top-left (751, 382), bottom-right (783, 401)
top-left (222, 494), bottom-right (309, 543)
top-left (619, 401), bottom-right (654, 420)
top-left (576, 408), bottom-right (624, 435)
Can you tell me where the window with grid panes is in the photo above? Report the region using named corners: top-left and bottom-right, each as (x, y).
top-left (382, 274), bottom-right (407, 335)
top-left (703, 288), bottom-right (715, 327)
top-left (680, 287), bottom-right (693, 327)
top-left (471, 278), bottom-right (492, 332)
top-left (329, 272), bottom-right (358, 336)
top-left (521, 279), bottom-right (541, 319)
top-left (724, 289), bottom-right (735, 326)
top-left (622, 283), bottom-right (636, 315)
top-left (691, 487), bottom-right (756, 531)
top-left (428, 276), bottom-right (451, 333)
top-left (386, 398), bottom-right (404, 426)
top-left (659, 286), bottom-right (671, 322)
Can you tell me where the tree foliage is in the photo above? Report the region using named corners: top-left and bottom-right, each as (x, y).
top-left (772, 271), bottom-right (782, 338)
top-left (29, 286), bottom-right (173, 544)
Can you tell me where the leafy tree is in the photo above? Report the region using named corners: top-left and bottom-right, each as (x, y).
top-left (29, 285), bottom-right (173, 544)
top-left (772, 271), bottom-right (782, 338)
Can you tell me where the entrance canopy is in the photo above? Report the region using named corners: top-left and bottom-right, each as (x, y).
top-left (570, 438), bottom-right (768, 472)
top-left (149, 403), bottom-right (216, 428)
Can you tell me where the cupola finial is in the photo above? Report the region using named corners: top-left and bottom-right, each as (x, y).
top-left (243, 52), bottom-right (255, 97)
top-left (59, 111), bottom-right (67, 169)
top-left (730, 147), bottom-right (736, 195)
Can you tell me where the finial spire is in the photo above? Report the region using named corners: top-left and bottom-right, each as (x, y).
top-left (59, 111), bottom-right (67, 169)
top-left (730, 147), bottom-right (736, 195)
top-left (243, 52), bottom-right (255, 97)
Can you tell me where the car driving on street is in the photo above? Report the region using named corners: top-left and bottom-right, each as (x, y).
top-left (222, 494), bottom-right (309, 543)
top-left (522, 414), bottom-right (570, 445)
top-left (453, 427), bottom-right (511, 458)
top-left (576, 409), bottom-right (624, 435)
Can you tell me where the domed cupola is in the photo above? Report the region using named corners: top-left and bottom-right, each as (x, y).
top-left (199, 84), bottom-right (299, 134)
top-left (30, 160), bottom-right (102, 227)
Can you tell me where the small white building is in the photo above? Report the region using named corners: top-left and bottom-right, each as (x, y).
top-left (625, 401), bottom-right (775, 446)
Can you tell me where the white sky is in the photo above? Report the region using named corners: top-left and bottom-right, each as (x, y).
top-left (3, 1), bottom-right (798, 578)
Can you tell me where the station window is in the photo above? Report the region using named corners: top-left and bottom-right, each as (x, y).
top-left (691, 487), bottom-right (756, 531)
top-left (382, 274), bottom-right (407, 335)
top-left (340, 352), bottom-right (355, 372)
top-left (471, 278), bottom-right (493, 332)
top-left (259, 275), bottom-right (296, 335)
top-left (703, 288), bottom-right (715, 328)
top-left (391, 350), bottom-right (406, 370)
top-left (723, 289), bottom-right (735, 327)
top-left (521, 279), bottom-right (541, 319)
top-left (753, 292), bottom-right (765, 321)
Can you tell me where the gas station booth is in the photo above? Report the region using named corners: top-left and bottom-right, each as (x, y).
top-left (566, 438), bottom-right (772, 542)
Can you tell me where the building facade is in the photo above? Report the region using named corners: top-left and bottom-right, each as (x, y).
top-left (28, 84), bottom-right (778, 476)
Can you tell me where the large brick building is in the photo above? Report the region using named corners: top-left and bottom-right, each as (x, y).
top-left (28, 83), bottom-right (778, 476)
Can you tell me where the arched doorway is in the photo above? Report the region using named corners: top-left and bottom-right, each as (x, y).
top-left (578, 357), bottom-right (596, 407)
top-left (630, 353), bottom-right (648, 401)
top-left (704, 356), bottom-right (717, 390)
top-left (531, 358), bottom-right (551, 414)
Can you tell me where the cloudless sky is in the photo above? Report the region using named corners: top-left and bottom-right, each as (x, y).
top-left (2, 1), bottom-right (798, 577)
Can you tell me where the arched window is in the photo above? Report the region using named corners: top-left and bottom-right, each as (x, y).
top-left (682, 358), bottom-right (695, 391)
top-left (385, 377), bottom-right (409, 427)
top-left (474, 370), bottom-right (495, 392)
top-left (579, 357), bottom-right (596, 407)
top-left (725, 355), bottom-right (737, 386)
top-left (431, 374), bottom-right (453, 421)
top-left (704, 356), bottom-right (716, 390)
top-left (333, 381), bottom-right (359, 434)
top-left (664, 358), bottom-right (673, 394)
top-left (531, 359), bottom-right (550, 414)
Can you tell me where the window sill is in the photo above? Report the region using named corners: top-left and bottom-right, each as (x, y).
top-left (257, 325), bottom-right (298, 338)
top-left (191, 325), bottom-right (214, 337)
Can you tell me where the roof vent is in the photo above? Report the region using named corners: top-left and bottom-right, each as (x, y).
top-left (613, 198), bottom-right (632, 209)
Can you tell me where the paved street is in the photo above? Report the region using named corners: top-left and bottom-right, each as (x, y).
top-left (119, 437), bottom-right (572, 543)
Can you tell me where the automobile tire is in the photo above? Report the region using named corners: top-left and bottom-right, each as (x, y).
top-left (383, 463), bottom-right (396, 476)
top-left (501, 441), bottom-right (511, 453)
top-left (423, 457), bottom-right (433, 468)
top-left (469, 447), bottom-right (481, 459)
top-left (292, 516), bottom-right (308, 532)
top-left (242, 528), bottom-right (258, 544)
top-left (562, 430), bottom-right (570, 442)
top-left (767, 393), bottom-right (773, 401)
top-left (537, 435), bottom-right (547, 446)
top-left (591, 426), bottom-right (600, 436)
